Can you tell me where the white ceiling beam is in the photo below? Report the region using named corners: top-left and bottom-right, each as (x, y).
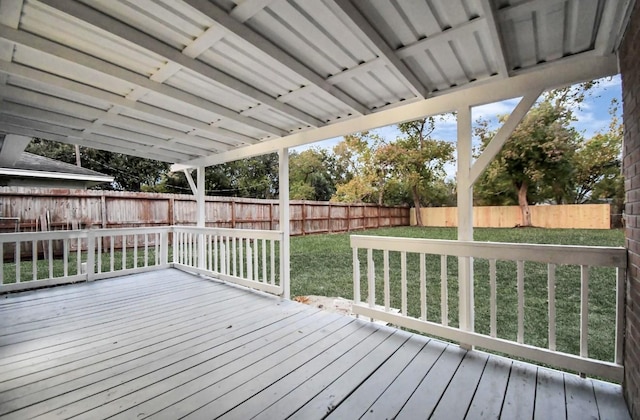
top-left (182, 0), bottom-right (369, 117)
top-left (595, 0), bottom-right (629, 55)
top-left (39, 0), bottom-right (324, 128)
top-left (172, 53), bottom-right (618, 169)
top-left (396, 18), bottom-right (487, 59)
top-left (469, 89), bottom-right (542, 184)
top-left (480, 0), bottom-right (509, 77)
top-left (181, 25), bottom-right (225, 59)
top-left (331, 0), bottom-right (427, 99)
top-left (229, 0), bottom-right (276, 23)
top-left (1, 84), bottom-right (233, 152)
top-left (0, 134), bottom-right (31, 166)
top-left (0, 122), bottom-right (183, 163)
top-left (0, 60), bottom-right (260, 146)
top-left (498, 0), bottom-right (565, 21)
top-left (0, 25), bottom-right (287, 137)
top-left (0, 0), bottom-right (23, 85)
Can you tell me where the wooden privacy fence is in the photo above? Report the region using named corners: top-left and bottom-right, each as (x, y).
top-left (410, 204), bottom-right (611, 229)
top-left (0, 187), bottom-right (409, 237)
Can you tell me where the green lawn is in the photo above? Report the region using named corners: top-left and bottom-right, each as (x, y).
top-left (290, 227), bottom-right (625, 363)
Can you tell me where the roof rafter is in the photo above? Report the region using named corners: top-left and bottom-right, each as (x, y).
top-left (480, 0), bottom-right (509, 77)
top-left (0, 117), bottom-right (191, 162)
top-left (330, 0), bottom-right (427, 99)
top-left (173, 54), bottom-right (618, 170)
top-left (1, 84), bottom-right (232, 152)
top-left (0, 25), bottom-right (287, 137)
top-left (182, 0), bottom-right (369, 116)
top-left (396, 18), bottom-right (487, 59)
top-left (39, 0), bottom-right (325, 129)
top-left (0, 60), bottom-right (260, 146)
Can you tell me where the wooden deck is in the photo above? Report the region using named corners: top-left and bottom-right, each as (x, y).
top-left (0, 269), bottom-right (630, 419)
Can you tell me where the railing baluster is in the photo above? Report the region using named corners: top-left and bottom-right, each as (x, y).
top-left (490, 259), bottom-right (497, 337)
top-left (32, 240), bottom-right (38, 281)
top-left (144, 234), bottom-right (149, 267)
top-left (48, 239), bottom-right (53, 278)
top-left (441, 255), bottom-right (448, 326)
top-left (208, 234), bottom-right (213, 271)
top-left (239, 237), bottom-right (244, 278)
top-left (254, 239), bottom-right (259, 281)
top-left (133, 234), bottom-right (138, 269)
top-left (247, 243), bottom-right (253, 281)
top-left (232, 237), bottom-right (237, 276)
top-left (225, 236), bottom-right (231, 275)
top-left (616, 267), bottom-right (625, 365)
top-left (270, 239), bottom-right (275, 285)
top-left (401, 251), bottom-right (407, 316)
top-left (63, 239), bottom-right (68, 278)
top-left (383, 250), bottom-right (390, 312)
top-left (517, 260), bottom-right (525, 344)
top-left (220, 241), bottom-right (227, 275)
top-left (214, 235), bottom-right (218, 273)
top-left (580, 265), bottom-right (589, 358)
top-left (353, 247), bottom-right (360, 306)
top-left (367, 248), bottom-right (375, 310)
top-left (110, 236), bottom-right (114, 272)
top-left (0, 243), bottom-right (4, 284)
top-left (548, 263), bottom-right (556, 351)
top-left (122, 235), bottom-right (127, 270)
top-left (15, 240), bottom-right (20, 283)
top-left (76, 236), bottom-right (81, 275)
top-left (420, 253), bottom-right (426, 321)
top-left (97, 235), bottom-right (102, 273)
top-left (262, 238), bottom-right (267, 283)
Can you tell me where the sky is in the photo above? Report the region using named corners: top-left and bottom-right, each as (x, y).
top-left (292, 75), bottom-right (622, 178)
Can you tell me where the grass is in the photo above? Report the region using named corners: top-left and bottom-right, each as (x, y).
top-left (290, 227), bottom-right (624, 363)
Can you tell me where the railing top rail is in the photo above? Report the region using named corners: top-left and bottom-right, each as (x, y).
top-left (350, 235), bottom-right (627, 268)
top-left (172, 226), bottom-right (284, 240)
top-left (0, 230), bottom-right (91, 242)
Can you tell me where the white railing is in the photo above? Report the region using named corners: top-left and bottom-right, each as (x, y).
top-left (351, 235), bottom-right (627, 382)
top-left (0, 226), bottom-right (285, 296)
top-left (172, 226), bottom-right (284, 296)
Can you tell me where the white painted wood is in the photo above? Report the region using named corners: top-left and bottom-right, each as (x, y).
top-left (549, 263), bottom-right (557, 351)
top-left (173, 54), bottom-right (618, 169)
top-left (616, 267), bottom-right (625, 365)
top-left (420, 253), bottom-right (426, 320)
top-left (352, 247), bottom-right (360, 305)
top-left (352, 304), bottom-right (623, 382)
top-left (279, 148), bottom-right (290, 299)
top-left (383, 250), bottom-right (390, 312)
top-left (580, 264), bottom-right (589, 358)
top-left (457, 105), bottom-right (474, 336)
top-left (38, 0), bottom-right (322, 130)
top-left (490, 258), bottom-right (497, 337)
top-left (230, 0), bottom-right (276, 23)
top-left (479, 0), bottom-right (509, 77)
top-left (469, 90), bottom-right (542, 184)
top-left (441, 255), bottom-right (448, 326)
top-left (0, 134), bottom-right (31, 165)
top-left (367, 248), bottom-right (375, 310)
top-left (331, 0), bottom-right (425, 99)
top-left (517, 260), bottom-right (525, 344)
top-left (401, 251), bottom-right (407, 316)
top-left (350, 236), bottom-right (626, 268)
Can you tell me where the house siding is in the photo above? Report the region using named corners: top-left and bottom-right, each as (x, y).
top-left (621, 2), bottom-right (640, 417)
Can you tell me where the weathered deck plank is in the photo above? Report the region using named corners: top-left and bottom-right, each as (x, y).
top-left (0, 269), bottom-right (631, 420)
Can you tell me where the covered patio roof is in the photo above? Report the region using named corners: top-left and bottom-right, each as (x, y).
top-left (0, 0), bottom-right (632, 169)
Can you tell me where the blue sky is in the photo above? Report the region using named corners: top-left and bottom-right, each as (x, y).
top-left (293, 75), bottom-right (622, 178)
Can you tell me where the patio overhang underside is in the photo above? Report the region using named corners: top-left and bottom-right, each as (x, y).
top-left (0, 0), bottom-right (633, 169)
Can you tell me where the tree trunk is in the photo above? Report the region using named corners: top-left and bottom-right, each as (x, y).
top-left (518, 182), bottom-right (532, 227)
top-left (412, 185), bottom-right (423, 226)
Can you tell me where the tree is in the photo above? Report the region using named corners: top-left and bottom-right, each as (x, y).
top-left (382, 119), bottom-right (454, 225)
top-left (475, 95), bottom-right (579, 226)
top-left (26, 139), bottom-right (169, 191)
top-left (289, 149), bottom-right (341, 200)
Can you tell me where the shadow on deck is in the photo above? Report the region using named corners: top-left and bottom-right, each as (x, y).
top-left (0, 269), bottom-right (630, 419)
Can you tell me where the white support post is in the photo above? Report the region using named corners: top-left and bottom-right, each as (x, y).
top-left (457, 106), bottom-right (474, 345)
top-left (279, 148), bottom-right (291, 299)
top-left (196, 166), bottom-right (206, 269)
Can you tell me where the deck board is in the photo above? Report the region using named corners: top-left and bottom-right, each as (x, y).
top-left (0, 269), bottom-right (631, 420)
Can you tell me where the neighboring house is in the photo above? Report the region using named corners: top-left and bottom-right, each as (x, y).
top-left (0, 152), bottom-right (113, 189)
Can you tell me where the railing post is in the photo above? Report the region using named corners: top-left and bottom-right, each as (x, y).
top-left (86, 230), bottom-right (95, 281)
top-left (457, 105), bottom-right (474, 348)
top-left (279, 148), bottom-right (291, 299)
